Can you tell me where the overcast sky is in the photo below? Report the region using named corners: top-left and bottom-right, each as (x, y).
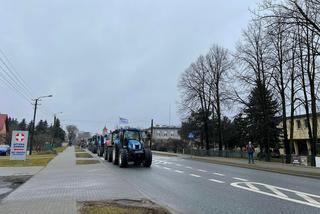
top-left (0, 0), bottom-right (260, 133)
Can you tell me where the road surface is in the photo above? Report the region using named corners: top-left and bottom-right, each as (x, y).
top-left (98, 154), bottom-right (320, 214)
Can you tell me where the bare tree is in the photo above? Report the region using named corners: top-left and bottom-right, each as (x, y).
top-left (266, 15), bottom-right (292, 163)
top-left (66, 125), bottom-right (79, 145)
top-left (178, 55), bottom-right (213, 151)
top-left (206, 45), bottom-right (233, 152)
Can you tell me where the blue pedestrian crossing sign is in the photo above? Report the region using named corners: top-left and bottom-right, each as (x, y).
top-left (188, 132), bottom-right (194, 140)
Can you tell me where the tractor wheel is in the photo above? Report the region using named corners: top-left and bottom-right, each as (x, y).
top-left (104, 148), bottom-right (108, 160)
top-left (143, 149), bottom-right (152, 167)
top-left (107, 148), bottom-right (113, 162)
top-left (119, 149), bottom-right (128, 168)
top-left (112, 147), bottom-right (119, 165)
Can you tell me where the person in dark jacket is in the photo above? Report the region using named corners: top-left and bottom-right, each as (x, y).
top-left (246, 141), bottom-right (255, 164)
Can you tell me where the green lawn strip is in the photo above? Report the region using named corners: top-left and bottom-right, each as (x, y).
top-left (54, 146), bottom-right (67, 153)
top-left (75, 152), bottom-right (92, 158)
top-left (78, 200), bottom-right (170, 214)
top-left (76, 160), bottom-right (100, 165)
top-left (75, 148), bottom-right (83, 152)
top-left (0, 154), bottom-right (55, 167)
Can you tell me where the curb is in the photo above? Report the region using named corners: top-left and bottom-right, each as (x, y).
top-left (189, 156), bottom-right (320, 180)
top-left (152, 151), bottom-right (178, 157)
top-left (152, 150), bottom-right (320, 180)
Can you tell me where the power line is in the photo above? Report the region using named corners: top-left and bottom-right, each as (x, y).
top-left (0, 59), bottom-right (33, 99)
top-left (0, 48), bottom-right (34, 96)
top-left (0, 67), bottom-right (32, 104)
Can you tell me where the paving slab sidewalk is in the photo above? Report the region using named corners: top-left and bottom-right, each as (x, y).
top-left (0, 146), bottom-right (143, 214)
top-left (153, 151), bottom-right (320, 179)
top-left (0, 167), bottom-right (43, 177)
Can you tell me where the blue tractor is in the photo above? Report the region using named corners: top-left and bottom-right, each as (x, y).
top-left (111, 128), bottom-right (152, 168)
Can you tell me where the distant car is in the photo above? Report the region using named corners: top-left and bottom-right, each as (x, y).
top-left (0, 145), bottom-right (10, 156)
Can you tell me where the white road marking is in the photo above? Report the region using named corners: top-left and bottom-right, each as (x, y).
top-left (175, 164), bottom-right (182, 167)
top-left (231, 182), bottom-right (320, 209)
top-left (154, 165), bottom-right (160, 167)
top-left (246, 183), bottom-right (259, 191)
top-left (163, 167), bottom-right (171, 170)
top-left (296, 193), bottom-right (320, 206)
top-left (100, 157), bottom-right (104, 160)
top-left (174, 170), bottom-right (184, 174)
top-left (265, 186), bottom-right (288, 198)
top-left (213, 173), bottom-right (225, 176)
top-left (186, 166), bottom-right (193, 169)
top-left (209, 179), bottom-right (225, 184)
top-left (189, 174), bottom-right (201, 178)
top-left (232, 177), bottom-right (248, 182)
top-left (198, 169), bottom-right (208, 173)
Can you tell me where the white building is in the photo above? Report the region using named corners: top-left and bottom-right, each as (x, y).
top-left (152, 125), bottom-right (181, 141)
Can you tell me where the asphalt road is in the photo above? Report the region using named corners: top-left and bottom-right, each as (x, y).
top-left (98, 154), bottom-right (320, 214)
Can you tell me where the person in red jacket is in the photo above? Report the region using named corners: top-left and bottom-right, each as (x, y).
top-left (246, 141), bottom-right (255, 164)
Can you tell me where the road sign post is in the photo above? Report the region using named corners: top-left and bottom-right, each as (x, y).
top-left (10, 131), bottom-right (29, 160)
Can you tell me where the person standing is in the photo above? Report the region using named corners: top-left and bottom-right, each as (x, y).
top-left (246, 141), bottom-right (255, 164)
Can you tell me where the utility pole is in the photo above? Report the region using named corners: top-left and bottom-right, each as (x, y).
top-left (29, 99), bottom-right (38, 155)
top-left (150, 119), bottom-right (153, 148)
top-left (29, 95), bottom-right (53, 155)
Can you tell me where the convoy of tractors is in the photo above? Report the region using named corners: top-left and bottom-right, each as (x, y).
top-left (86, 128), bottom-right (152, 168)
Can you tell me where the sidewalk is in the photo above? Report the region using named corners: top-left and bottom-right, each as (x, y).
top-left (0, 166), bottom-right (43, 177)
top-left (153, 151), bottom-right (320, 179)
top-left (0, 146), bottom-right (143, 214)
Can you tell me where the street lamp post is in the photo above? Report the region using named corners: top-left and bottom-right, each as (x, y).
top-left (29, 95), bottom-right (53, 155)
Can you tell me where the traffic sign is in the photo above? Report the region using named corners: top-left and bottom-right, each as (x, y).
top-left (188, 132), bottom-right (194, 140)
top-left (10, 131), bottom-right (28, 160)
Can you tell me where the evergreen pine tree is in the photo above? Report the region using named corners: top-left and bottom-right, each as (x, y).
top-left (244, 80), bottom-right (280, 161)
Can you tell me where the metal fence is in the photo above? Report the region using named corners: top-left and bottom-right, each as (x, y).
top-left (158, 148), bottom-right (317, 165)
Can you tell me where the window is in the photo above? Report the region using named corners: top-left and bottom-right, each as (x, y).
top-left (297, 120), bottom-right (301, 129)
top-left (164, 131), bottom-right (167, 137)
top-left (170, 131), bottom-right (174, 137)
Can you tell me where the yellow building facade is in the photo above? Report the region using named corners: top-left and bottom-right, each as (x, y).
top-left (278, 114), bottom-right (320, 155)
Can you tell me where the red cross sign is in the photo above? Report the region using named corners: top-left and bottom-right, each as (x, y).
top-left (15, 133), bottom-right (25, 142)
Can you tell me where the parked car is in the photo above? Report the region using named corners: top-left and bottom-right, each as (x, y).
top-left (111, 128), bottom-right (152, 168)
top-left (0, 144), bottom-right (10, 156)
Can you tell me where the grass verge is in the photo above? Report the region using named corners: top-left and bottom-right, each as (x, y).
top-left (75, 152), bottom-right (93, 158)
top-left (76, 160), bottom-right (99, 165)
top-left (0, 154), bottom-right (55, 167)
top-left (54, 146), bottom-right (67, 153)
top-left (78, 199), bottom-right (170, 214)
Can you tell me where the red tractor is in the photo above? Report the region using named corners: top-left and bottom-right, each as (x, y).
top-left (103, 133), bottom-right (113, 162)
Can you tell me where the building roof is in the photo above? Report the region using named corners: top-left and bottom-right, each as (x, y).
top-left (285, 113), bottom-right (320, 120)
top-left (0, 114), bottom-right (8, 131)
top-left (153, 126), bottom-right (180, 130)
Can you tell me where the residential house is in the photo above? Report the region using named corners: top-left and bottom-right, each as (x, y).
top-left (0, 114), bottom-right (8, 144)
top-left (278, 113), bottom-right (320, 155)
